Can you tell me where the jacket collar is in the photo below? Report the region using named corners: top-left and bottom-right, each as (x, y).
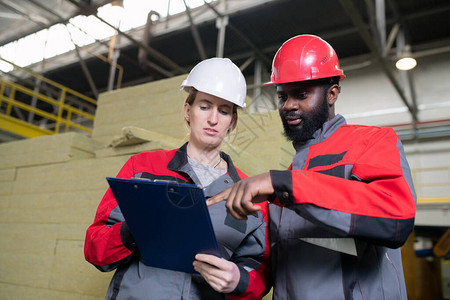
top-left (167, 142), bottom-right (242, 183)
top-left (293, 114), bottom-right (347, 151)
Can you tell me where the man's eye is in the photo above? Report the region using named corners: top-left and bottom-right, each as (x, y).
top-left (278, 95), bottom-right (287, 102)
top-left (297, 92), bottom-right (308, 99)
top-left (200, 106), bottom-right (208, 110)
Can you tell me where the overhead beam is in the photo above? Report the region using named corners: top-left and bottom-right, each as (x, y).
top-left (6, 0), bottom-right (144, 94)
top-left (375, 0), bottom-right (386, 56)
top-left (183, 0), bottom-right (207, 60)
top-left (385, 0), bottom-right (419, 129)
top-left (396, 29), bottom-right (419, 124)
top-left (203, 1), bottom-right (272, 66)
top-left (215, 15), bottom-right (228, 58)
top-left (137, 11), bottom-right (175, 78)
top-left (65, 0), bottom-right (187, 74)
top-left (0, 0), bottom-right (48, 28)
top-left (24, 0), bottom-right (100, 97)
top-left (0, 0), bottom-right (114, 46)
top-left (94, 14), bottom-right (187, 75)
top-left (339, 0), bottom-right (418, 122)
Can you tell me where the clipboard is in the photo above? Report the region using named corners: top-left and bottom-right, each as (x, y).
top-left (106, 177), bottom-right (221, 273)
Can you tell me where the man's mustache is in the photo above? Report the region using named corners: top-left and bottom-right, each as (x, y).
top-left (281, 111), bottom-right (303, 119)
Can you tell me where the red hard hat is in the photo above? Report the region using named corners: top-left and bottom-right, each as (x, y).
top-left (266, 34), bottom-right (345, 85)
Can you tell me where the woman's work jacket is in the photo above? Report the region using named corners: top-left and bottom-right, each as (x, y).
top-left (85, 143), bottom-right (270, 300)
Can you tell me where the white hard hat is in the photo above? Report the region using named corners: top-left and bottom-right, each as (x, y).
top-left (181, 57), bottom-right (247, 108)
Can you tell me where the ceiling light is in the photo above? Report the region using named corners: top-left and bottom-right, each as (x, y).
top-left (395, 45), bottom-right (417, 71)
top-left (112, 0), bottom-right (123, 7)
top-left (396, 57), bottom-right (417, 71)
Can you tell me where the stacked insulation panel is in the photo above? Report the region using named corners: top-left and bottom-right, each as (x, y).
top-left (0, 75), bottom-right (293, 299)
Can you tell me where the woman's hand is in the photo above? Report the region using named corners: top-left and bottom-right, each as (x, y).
top-left (193, 254), bottom-right (240, 294)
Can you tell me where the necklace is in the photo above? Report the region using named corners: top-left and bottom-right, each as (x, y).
top-left (187, 154), bottom-right (222, 169)
top-left (212, 157), bottom-right (222, 168)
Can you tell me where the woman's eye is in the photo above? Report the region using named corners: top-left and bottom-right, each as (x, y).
top-left (200, 106), bottom-right (208, 110)
top-left (219, 109), bottom-right (229, 115)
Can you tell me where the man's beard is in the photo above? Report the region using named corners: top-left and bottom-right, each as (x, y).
top-left (281, 95), bottom-right (329, 143)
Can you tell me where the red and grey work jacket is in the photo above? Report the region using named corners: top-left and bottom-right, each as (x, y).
top-left (269, 115), bottom-right (416, 300)
top-left (84, 143), bottom-right (270, 300)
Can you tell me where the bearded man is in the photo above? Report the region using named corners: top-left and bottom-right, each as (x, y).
top-left (208, 35), bottom-right (416, 300)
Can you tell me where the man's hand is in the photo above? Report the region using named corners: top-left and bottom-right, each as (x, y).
top-left (206, 172), bottom-right (274, 220)
top-left (193, 254), bottom-right (240, 294)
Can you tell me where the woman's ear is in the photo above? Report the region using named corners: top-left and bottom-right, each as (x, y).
top-left (184, 103), bottom-right (191, 124)
top-left (229, 112), bottom-right (237, 132)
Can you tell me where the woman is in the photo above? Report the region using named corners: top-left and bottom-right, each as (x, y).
top-left (84, 58), bottom-right (270, 300)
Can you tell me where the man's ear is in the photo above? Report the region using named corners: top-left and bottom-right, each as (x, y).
top-left (327, 84), bottom-right (339, 106)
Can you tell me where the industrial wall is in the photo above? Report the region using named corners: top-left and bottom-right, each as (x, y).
top-left (0, 53), bottom-right (449, 299)
top-left (0, 132), bottom-right (120, 299)
top-left (0, 74), bottom-right (293, 299)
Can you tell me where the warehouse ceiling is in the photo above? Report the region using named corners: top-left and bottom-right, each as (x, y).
top-left (1, 0), bottom-right (449, 94)
top-left (0, 0), bottom-right (449, 128)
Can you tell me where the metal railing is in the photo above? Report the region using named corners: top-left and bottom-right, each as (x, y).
top-left (412, 166), bottom-right (450, 203)
top-left (0, 58), bottom-right (97, 138)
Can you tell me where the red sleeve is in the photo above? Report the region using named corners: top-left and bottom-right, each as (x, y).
top-left (229, 201), bottom-right (271, 300)
top-left (84, 156), bottom-right (136, 268)
top-left (271, 127), bottom-right (416, 248)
